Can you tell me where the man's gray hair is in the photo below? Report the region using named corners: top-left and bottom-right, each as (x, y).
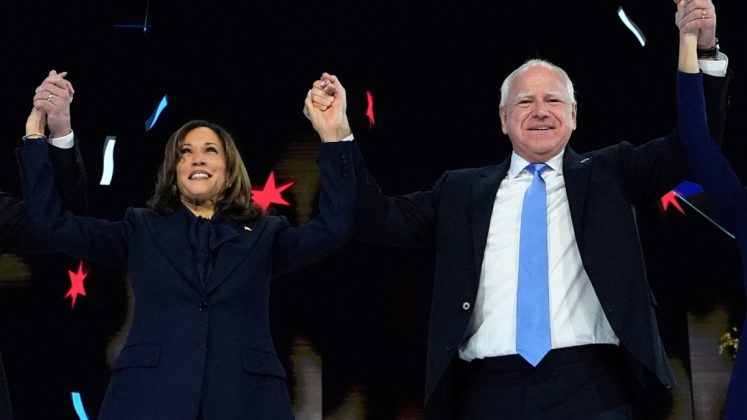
top-left (499, 59), bottom-right (576, 107)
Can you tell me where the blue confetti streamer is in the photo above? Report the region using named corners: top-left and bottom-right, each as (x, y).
top-left (145, 95), bottom-right (169, 131)
top-left (673, 180), bottom-right (705, 198)
top-left (71, 392), bottom-right (89, 420)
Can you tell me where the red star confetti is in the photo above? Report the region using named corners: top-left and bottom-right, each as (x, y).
top-left (251, 171), bottom-right (295, 212)
top-left (366, 90), bottom-right (375, 128)
top-left (65, 260), bottom-right (89, 309)
top-left (660, 190), bottom-right (685, 215)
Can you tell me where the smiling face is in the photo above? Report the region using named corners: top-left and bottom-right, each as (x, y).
top-left (175, 126), bottom-right (227, 211)
top-left (499, 64), bottom-right (577, 163)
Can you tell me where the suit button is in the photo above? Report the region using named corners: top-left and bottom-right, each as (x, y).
top-left (462, 302), bottom-right (471, 311)
top-left (199, 302), bottom-right (208, 312)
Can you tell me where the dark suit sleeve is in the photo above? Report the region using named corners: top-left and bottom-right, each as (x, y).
top-left (18, 139), bottom-right (129, 267)
top-left (617, 68), bottom-right (731, 207)
top-left (678, 71), bottom-right (747, 234)
top-left (1, 138), bottom-right (89, 254)
top-left (616, 133), bottom-right (687, 207)
top-left (49, 136), bottom-right (88, 216)
top-left (271, 141), bottom-right (357, 276)
top-left (703, 71), bottom-right (732, 146)
top-left (351, 141), bottom-right (438, 248)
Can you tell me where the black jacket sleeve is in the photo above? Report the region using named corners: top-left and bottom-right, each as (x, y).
top-left (2, 137), bottom-right (88, 254)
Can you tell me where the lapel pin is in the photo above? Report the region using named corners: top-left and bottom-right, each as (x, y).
top-left (244, 226), bottom-right (252, 231)
top-left (580, 158), bottom-right (590, 163)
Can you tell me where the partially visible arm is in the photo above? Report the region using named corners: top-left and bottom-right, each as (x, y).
top-left (702, 68), bottom-right (731, 144)
top-left (18, 139), bottom-right (129, 267)
top-left (677, 72), bottom-right (745, 234)
top-left (678, 26), bottom-right (700, 74)
top-left (677, 2), bottom-right (747, 233)
top-left (11, 70), bottom-right (123, 260)
top-left (351, 142), bottom-right (438, 248)
top-left (272, 141), bottom-right (357, 276)
top-left (675, 0), bottom-right (731, 143)
top-left (48, 134), bottom-right (88, 216)
top-left (28, 69), bottom-right (87, 215)
top-left (620, 0), bottom-right (732, 206)
top-left (304, 73), bottom-right (438, 249)
top-left (1, 137), bottom-right (88, 254)
top-left (270, 74), bottom-right (359, 276)
top-left (1, 71), bottom-right (88, 254)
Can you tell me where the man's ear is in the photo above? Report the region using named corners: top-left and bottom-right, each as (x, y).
top-left (571, 102), bottom-right (577, 131)
top-left (499, 107), bottom-right (508, 134)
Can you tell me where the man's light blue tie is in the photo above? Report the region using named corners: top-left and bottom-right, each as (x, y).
top-left (516, 163), bottom-right (551, 367)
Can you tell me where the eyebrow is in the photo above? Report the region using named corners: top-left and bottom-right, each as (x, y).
top-left (514, 91), bottom-right (566, 99)
top-left (181, 142), bottom-right (220, 147)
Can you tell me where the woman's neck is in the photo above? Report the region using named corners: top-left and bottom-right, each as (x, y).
top-left (181, 197), bottom-right (215, 219)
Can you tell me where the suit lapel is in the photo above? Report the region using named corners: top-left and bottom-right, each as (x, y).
top-left (562, 147), bottom-right (592, 250)
top-left (143, 210), bottom-right (266, 294)
top-left (471, 161), bottom-right (509, 279)
top-left (206, 218), bottom-right (265, 294)
top-left (143, 210), bottom-right (202, 293)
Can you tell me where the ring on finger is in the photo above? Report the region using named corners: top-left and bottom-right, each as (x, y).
top-left (702, 9), bottom-right (707, 18)
top-left (46, 93), bottom-right (54, 102)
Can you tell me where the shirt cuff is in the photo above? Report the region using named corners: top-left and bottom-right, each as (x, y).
top-left (48, 131), bottom-right (75, 149)
top-left (341, 134), bottom-right (354, 142)
top-left (699, 52), bottom-right (728, 77)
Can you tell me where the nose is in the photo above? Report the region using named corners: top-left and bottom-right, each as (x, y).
top-left (532, 103), bottom-right (550, 118)
top-left (191, 153), bottom-right (206, 166)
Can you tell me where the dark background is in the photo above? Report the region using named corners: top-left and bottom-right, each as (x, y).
top-left (0, 0), bottom-right (745, 418)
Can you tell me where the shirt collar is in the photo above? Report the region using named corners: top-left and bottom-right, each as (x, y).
top-left (508, 149), bottom-right (565, 179)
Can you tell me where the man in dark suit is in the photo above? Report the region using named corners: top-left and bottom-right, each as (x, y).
top-left (0, 70), bottom-right (87, 420)
top-left (308, 4), bottom-right (728, 420)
